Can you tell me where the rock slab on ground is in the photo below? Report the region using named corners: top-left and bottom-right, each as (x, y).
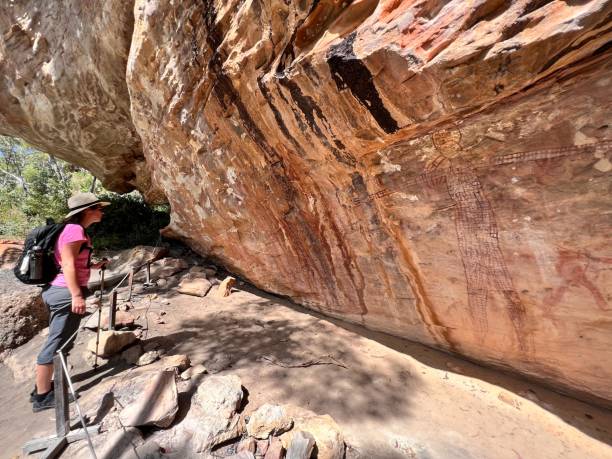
top-left (264, 437), bottom-right (285, 459)
top-left (137, 350), bottom-right (160, 366)
top-left (280, 414), bottom-right (344, 459)
top-left (180, 363), bottom-right (207, 380)
top-left (247, 404), bottom-right (293, 439)
top-left (87, 330), bottom-right (137, 357)
top-left (286, 431), bottom-right (315, 459)
top-left (152, 374), bottom-right (245, 454)
top-left (162, 354), bottom-right (190, 372)
top-left (178, 272), bottom-right (212, 297)
top-left (119, 370), bottom-right (178, 428)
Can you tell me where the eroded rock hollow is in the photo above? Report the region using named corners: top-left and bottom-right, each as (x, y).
top-left (1, 1), bottom-right (611, 404)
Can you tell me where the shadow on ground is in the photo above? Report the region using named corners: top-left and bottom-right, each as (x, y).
top-left (165, 310), bottom-right (416, 425)
top-left (243, 291), bottom-right (612, 449)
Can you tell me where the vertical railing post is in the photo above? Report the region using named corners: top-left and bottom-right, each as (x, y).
top-left (53, 353), bottom-right (69, 438)
top-left (127, 268), bottom-right (134, 301)
top-left (109, 290), bottom-right (117, 331)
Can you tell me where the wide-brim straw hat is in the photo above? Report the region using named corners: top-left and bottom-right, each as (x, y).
top-left (65, 192), bottom-right (110, 219)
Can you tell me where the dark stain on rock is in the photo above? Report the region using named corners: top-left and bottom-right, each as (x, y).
top-left (276, 0), bottom-right (322, 75)
top-left (201, 1), bottom-right (350, 307)
top-left (257, 76), bottom-right (302, 152)
top-left (327, 32), bottom-right (399, 134)
top-left (274, 81), bottom-right (312, 138)
top-left (202, 2), bottom-right (280, 166)
top-left (278, 77), bottom-right (356, 166)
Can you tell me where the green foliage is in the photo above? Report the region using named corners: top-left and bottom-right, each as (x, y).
top-left (0, 137), bottom-right (76, 236)
top-left (88, 192), bottom-right (170, 250)
top-left (0, 135), bottom-right (169, 249)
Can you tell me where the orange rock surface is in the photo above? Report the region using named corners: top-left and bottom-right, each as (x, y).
top-left (1, 1), bottom-right (610, 403)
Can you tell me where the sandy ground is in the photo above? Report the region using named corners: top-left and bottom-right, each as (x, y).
top-left (1, 272), bottom-right (612, 459)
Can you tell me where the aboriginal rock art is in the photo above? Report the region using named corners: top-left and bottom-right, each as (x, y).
top-left (352, 140), bottom-right (612, 206)
top-left (351, 137), bottom-right (610, 347)
top-left (545, 248), bottom-right (612, 313)
top-left (418, 129), bottom-right (531, 353)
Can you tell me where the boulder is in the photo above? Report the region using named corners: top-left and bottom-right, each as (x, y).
top-left (137, 350), bottom-right (160, 366)
top-left (214, 276), bottom-right (236, 298)
top-left (119, 370), bottom-right (179, 428)
top-left (203, 266), bottom-right (218, 278)
top-left (206, 352), bottom-right (234, 373)
top-left (177, 272), bottom-right (212, 297)
top-left (84, 308), bottom-right (136, 330)
top-left (149, 257), bottom-right (189, 279)
top-left (189, 374), bottom-right (245, 452)
top-left (280, 415), bottom-right (344, 459)
top-left (0, 240), bottom-right (22, 269)
top-left (162, 354), bottom-right (191, 372)
top-left (121, 343), bottom-right (144, 365)
top-left (87, 331), bottom-right (137, 357)
top-left (83, 350), bottom-right (110, 368)
top-left (285, 431), bottom-right (315, 459)
top-left (151, 374), bottom-right (245, 454)
top-left (195, 374), bottom-right (243, 420)
top-left (143, 339), bottom-right (167, 353)
top-left (264, 438), bottom-right (285, 459)
top-left (102, 310), bottom-right (136, 329)
top-left (155, 278), bottom-right (168, 288)
top-left (247, 404), bottom-right (293, 439)
top-left (0, 272), bottom-right (47, 353)
top-left (238, 437), bottom-right (257, 454)
top-left (180, 363), bottom-right (207, 380)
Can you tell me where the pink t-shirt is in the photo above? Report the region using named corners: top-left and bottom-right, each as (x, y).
top-left (50, 224), bottom-right (91, 287)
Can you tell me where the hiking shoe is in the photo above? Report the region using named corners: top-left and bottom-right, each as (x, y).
top-left (29, 384), bottom-right (75, 403)
top-left (32, 391), bottom-right (55, 413)
top-left (29, 382), bottom-right (53, 402)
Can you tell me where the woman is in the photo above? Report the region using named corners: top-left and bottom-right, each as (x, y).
top-left (32, 192), bottom-right (109, 412)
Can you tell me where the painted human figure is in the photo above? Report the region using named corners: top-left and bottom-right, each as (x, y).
top-left (546, 248), bottom-right (612, 312)
top-left (422, 129), bottom-right (530, 352)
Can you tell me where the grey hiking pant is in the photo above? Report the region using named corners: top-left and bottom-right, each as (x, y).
top-left (36, 285), bottom-right (89, 365)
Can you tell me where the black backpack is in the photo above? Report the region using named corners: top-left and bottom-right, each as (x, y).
top-left (13, 223), bottom-right (66, 285)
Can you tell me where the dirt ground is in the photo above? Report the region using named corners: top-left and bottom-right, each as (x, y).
top-left (1, 271), bottom-right (612, 459)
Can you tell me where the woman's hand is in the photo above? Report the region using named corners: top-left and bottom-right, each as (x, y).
top-left (90, 258), bottom-right (109, 270)
top-left (71, 295), bottom-right (86, 315)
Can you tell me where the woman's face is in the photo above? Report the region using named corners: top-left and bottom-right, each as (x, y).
top-left (82, 205), bottom-right (104, 225)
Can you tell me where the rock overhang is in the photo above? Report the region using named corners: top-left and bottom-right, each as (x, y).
top-left (1, 0), bottom-right (611, 404)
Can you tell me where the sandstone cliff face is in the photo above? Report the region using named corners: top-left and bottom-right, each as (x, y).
top-left (0, 1), bottom-right (144, 191)
top-left (1, 1), bottom-right (611, 403)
